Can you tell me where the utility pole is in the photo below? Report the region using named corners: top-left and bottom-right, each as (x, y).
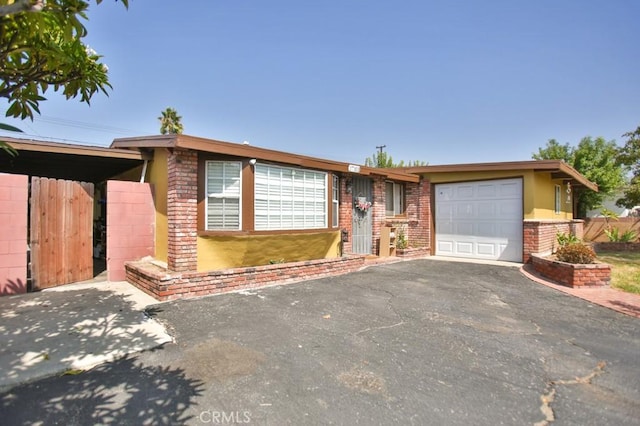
top-left (376, 145), bottom-right (386, 154)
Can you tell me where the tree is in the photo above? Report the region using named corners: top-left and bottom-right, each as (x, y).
top-left (158, 107), bottom-right (183, 135)
top-left (0, 0), bottom-right (128, 155)
top-left (0, 0), bottom-right (128, 120)
top-left (532, 137), bottom-right (626, 217)
top-left (616, 125), bottom-right (640, 208)
top-left (364, 150), bottom-right (427, 168)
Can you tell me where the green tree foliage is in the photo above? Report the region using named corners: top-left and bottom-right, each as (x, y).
top-left (158, 107), bottom-right (184, 135)
top-left (0, 0), bottom-right (128, 120)
top-left (616, 125), bottom-right (640, 208)
top-left (532, 137), bottom-right (626, 217)
top-left (0, 0), bottom-right (127, 155)
top-left (364, 151), bottom-right (427, 168)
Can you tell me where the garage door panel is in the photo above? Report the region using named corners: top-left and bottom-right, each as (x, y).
top-left (477, 243), bottom-right (496, 256)
top-left (455, 241), bottom-right (473, 254)
top-left (435, 178), bottom-right (523, 262)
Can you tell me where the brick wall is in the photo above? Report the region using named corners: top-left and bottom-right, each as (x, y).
top-left (339, 175), bottom-right (353, 254)
top-left (106, 181), bottom-right (155, 281)
top-left (0, 174), bottom-right (28, 295)
top-left (126, 255), bottom-right (366, 301)
top-left (167, 148), bottom-right (198, 272)
top-left (530, 254), bottom-right (610, 287)
top-left (523, 220), bottom-right (584, 263)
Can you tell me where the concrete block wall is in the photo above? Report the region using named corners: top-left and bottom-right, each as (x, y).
top-left (107, 181), bottom-right (155, 281)
top-left (0, 174), bottom-right (28, 295)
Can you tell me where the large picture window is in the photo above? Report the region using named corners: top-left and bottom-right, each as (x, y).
top-left (255, 164), bottom-right (327, 230)
top-left (385, 181), bottom-right (405, 216)
top-left (206, 161), bottom-right (241, 230)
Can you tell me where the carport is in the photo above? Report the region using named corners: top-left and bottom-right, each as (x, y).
top-left (0, 137), bottom-right (150, 295)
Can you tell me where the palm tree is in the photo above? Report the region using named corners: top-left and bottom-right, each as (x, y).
top-left (158, 107), bottom-right (184, 135)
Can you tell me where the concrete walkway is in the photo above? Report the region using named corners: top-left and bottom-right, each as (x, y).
top-left (0, 281), bottom-right (172, 391)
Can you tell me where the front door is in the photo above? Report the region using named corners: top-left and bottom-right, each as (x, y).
top-left (351, 177), bottom-right (373, 254)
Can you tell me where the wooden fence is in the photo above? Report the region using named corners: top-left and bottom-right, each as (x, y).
top-left (583, 217), bottom-right (640, 242)
top-left (30, 177), bottom-right (94, 290)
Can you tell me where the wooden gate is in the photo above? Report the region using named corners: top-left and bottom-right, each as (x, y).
top-left (30, 177), bottom-right (94, 290)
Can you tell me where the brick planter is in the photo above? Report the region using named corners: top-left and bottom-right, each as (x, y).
top-left (126, 255), bottom-right (367, 301)
top-left (591, 242), bottom-right (640, 253)
top-left (530, 254), bottom-right (611, 288)
top-left (396, 247), bottom-right (430, 259)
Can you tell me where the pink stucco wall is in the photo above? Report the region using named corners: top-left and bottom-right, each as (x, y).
top-left (107, 181), bottom-right (155, 281)
top-left (0, 174), bottom-right (28, 295)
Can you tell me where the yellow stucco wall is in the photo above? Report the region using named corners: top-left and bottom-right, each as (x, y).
top-left (147, 148), bottom-right (168, 262)
top-left (531, 173), bottom-right (573, 219)
top-left (423, 170), bottom-right (573, 219)
top-left (197, 231), bottom-right (342, 271)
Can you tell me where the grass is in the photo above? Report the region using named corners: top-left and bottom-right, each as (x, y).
top-left (596, 251), bottom-right (640, 294)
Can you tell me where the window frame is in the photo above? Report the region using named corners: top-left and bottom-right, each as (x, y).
top-left (554, 184), bottom-right (561, 214)
top-left (204, 160), bottom-right (242, 231)
top-left (254, 163), bottom-right (328, 231)
top-left (385, 181), bottom-right (406, 217)
top-left (332, 175), bottom-right (339, 228)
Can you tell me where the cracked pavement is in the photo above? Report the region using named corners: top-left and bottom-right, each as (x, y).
top-left (1, 259), bottom-right (639, 425)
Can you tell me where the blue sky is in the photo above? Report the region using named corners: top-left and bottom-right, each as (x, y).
top-left (2, 0), bottom-right (639, 165)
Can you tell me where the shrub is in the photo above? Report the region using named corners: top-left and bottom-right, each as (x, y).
top-left (555, 242), bottom-right (596, 264)
top-left (396, 228), bottom-right (408, 249)
top-left (604, 227), bottom-right (638, 243)
top-left (556, 232), bottom-right (580, 247)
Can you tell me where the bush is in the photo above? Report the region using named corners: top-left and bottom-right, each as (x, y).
top-left (555, 242), bottom-right (597, 264)
top-left (556, 232), bottom-right (580, 247)
top-left (604, 227), bottom-right (638, 243)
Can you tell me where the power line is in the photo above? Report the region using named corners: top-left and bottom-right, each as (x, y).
top-left (33, 115), bottom-right (143, 135)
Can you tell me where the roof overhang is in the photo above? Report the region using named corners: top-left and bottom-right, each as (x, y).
top-left (112, 134), bottom-right (420, 183)
top-left (404, 160), bottom-right (598, 192)
top-left (1, 137), bottom-right (149, 183)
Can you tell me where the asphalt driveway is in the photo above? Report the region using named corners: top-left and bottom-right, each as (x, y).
top-left (2, 259), bottom-right (639, 425)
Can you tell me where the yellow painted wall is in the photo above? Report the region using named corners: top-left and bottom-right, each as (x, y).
top-left (197, 231), bottom-right (342, 271)
top-left (531, 173), bottom-right (573, 219)
top-left (423, 170), bottom-right (573, 220)
top-left (147, 148), bottom-right (168, 262)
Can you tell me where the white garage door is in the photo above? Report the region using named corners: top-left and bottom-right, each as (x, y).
top-left (435, 178), bottom-right (523, 262)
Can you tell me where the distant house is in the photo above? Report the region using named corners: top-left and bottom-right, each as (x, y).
top-left (0, 135), bottom-right (597, 300)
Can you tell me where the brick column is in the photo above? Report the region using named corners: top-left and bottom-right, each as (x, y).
top-left (371, 176), bottom-right (386, 255)
top-left (406, 178), bottom-right (431, 249)
top-left (339, 175), bottom-right (354, 255)
top-left (167, 148), bottom-right (198, 272)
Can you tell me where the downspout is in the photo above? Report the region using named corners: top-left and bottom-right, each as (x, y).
top-left (139, 159), bottom-right (148, 183)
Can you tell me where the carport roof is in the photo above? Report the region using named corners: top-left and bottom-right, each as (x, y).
top-left (111, 134), bottom-right (420, 183)
top-left (1, 137), bottom-right (149, 183)
top-left (404, 160), bottom-right (598, 191)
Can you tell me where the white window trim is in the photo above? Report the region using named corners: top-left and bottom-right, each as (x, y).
top-left (554, 184), bottom-right (561, 214)
top-left (205, 160), bottom-right (242, 230)
top-left (386, 181), bottom-right (405, 217)
top-left (254, 164), bottom-right (328, 231)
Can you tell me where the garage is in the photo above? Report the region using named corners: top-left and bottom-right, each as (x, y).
top-left (435, 178), bottom-right (523, 262)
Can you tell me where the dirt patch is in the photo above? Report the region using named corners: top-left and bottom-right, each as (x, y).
top-left (337, 368), bottom-right (387, 396)
top-left (179, 338), bottom-right (265, 382)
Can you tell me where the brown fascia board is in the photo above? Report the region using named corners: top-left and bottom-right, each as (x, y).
top-left (403, 160), bottom-right (597, 191)
top-left (111, 134), bottom-right (420, 183)
top-left (5, 136), bottom-right (150, 160)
